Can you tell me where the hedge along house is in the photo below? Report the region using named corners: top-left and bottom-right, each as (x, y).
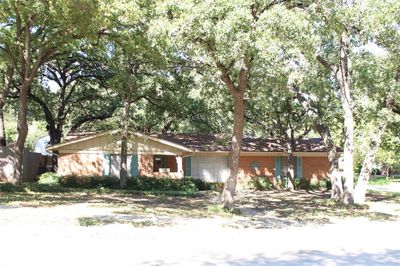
top-left (48, 131), bottom-right (332, 184)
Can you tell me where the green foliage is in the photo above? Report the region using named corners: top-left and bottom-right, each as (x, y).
top-left (2, 176), bottom-right (222, 193)
top-left (248, 176), bottom-right (274, 191)
top-left (37, 172), bottom-right (60, 185)
top-left (297, 178), bottom-right (331, 191)
top-left (368, 176), bottom-right (400, 186)
top-left (0, 182), bottom-right (71, 193)
top-left (0, 182), bottom-right (22, 193)
top-left (59, 175), bottom-right (119, 189)
top-left (3, 111), bottom-right (48, 150)
top-left (127, 177), bottom-right (198, 192)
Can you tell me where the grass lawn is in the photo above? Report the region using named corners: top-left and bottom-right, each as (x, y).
top-left (1, 182), bottom-right (399, 228)
top-left (368, 175), bottom-right (400, 186)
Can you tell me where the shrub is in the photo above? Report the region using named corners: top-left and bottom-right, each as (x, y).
top-left (249, 176), bottom-right (274, 191)
top-left (59, 175), bottom-right (119, 189)
top-left (127, 176), bottom-right (199, 192)
top-left (46, 174), bottom-right (220, 193)
top-left (297, 178), bottom-right (331, 190)
top-left (37, 172), bottom-right (60, 185)
top-left (190, 178), bottom-right (209, 191)
top-left (0, 183), bottom-right (23, 192)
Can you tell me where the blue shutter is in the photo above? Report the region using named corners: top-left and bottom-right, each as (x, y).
top-left (102, 153), bottom-right (110, 176)
top-left (130, 154), bottom-right (138, 177)
top-left (296, 157), bottom-right (302, 179)
top-left (185, 157), bottom-right (192, 177)
top-left (275, 156), bottom-right (281, 179)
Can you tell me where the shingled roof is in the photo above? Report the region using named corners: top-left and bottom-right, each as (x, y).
top-left (60, 131), bottom-right (335, 153)
top-left (151, 133), bottom-right (330, 152)
top-left (63, 131), bottom-right (98, 142)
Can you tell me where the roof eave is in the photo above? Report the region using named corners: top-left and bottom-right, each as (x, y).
top-left (47, 130), bottom-right (193, 153)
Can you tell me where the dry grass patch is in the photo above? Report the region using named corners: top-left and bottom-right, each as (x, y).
top-left (234, 190), bottom-right (400, 224)
top-left (1, 187), bottom-right (399, 228)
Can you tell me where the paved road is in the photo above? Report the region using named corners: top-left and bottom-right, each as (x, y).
top-left (0, 204), bottom-right (399, 266)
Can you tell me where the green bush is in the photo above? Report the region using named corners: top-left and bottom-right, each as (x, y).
top-left (249, 176), bottom-right (274, 191)
top-left (190, 178), bottom-right (209, 191)
top-left (33, 174), bottom-right (222, 193)
top-left (127, 176), bottom-right (199, 192)
top-left (297, 178), bottom-right (331, 190)
top-left (0, 182), bottom-right (23, 192)
top-left (37, 172), bottom-right (60, 185)
top-left (59, 175), bottom-right (119, 189)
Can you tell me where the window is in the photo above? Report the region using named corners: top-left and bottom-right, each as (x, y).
top-left (153, 155), bottom-right (167, 172)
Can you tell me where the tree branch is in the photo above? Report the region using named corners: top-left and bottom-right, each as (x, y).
top-left (316, 55), bottom-right (337, 73)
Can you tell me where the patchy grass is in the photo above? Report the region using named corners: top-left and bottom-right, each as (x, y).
top-left (1, 182), bottom-right (399, 228)
top-left (368, 176), bottom-right (400, 186)
top-left (366, 190), bottom-right (400, 204)
top-left (234, 190), bottom-right (400, 225)
top-left (77, 216), bottom-right (156, 227)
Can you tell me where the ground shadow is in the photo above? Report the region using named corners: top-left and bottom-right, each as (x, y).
top-left (139, 249), bottom-right (400, 266)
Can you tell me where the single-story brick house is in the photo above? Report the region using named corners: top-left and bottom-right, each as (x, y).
top-left (48, 131), bottom-right (332, 183)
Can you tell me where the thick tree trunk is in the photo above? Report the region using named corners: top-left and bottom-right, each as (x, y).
top-left (337, 30), bottom-right (354, 204)
top-left (28, 92), bottom-right (60, 145)
top-left (354, 120), bottom-right (387, 204)
top-left (51, 128), bottom-right (63, 145)
top-left (316, 30), bottom-right (355, 204)
top-left (13, 83), bottom-right (30, 182)
top-left (222, 91), bottom-right (245, 209)
top-left (340, 97), bottom-right (354, 204)
top-left (0, 66), bottom-right (14, 147)
top-left (119, 83), bottom-right (133, 188)
top-left (315, 123), bottom-right (343, 201)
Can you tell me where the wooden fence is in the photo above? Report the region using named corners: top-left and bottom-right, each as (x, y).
top-left (0, 147), bottom-right (53, 182)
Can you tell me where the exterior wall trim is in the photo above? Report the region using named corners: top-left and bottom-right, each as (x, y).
top-left (48, 131), bottom-right (193, 153)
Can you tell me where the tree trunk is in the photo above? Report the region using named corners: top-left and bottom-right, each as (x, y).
top-left (0, 66), bottom-right (14, 147)
top-left (316, 30), bottom-right (355, 204)
top-left (354, 120), bottom-right (387, 204)
top-left (315, 123), bottom-right (343, 201)
top-left (119, 83), bottom-right (133, 188)
top-left (222, 91), bottom-right (245, 209)
top-left (28, 92), bottom-right (60, 145)
top-left (337, 30), bottom-right (354, 204)
top-left (286, 141), bottom-right (296, 190)
top-left (13, 83), bottom-right (30, 182)
top-left (341, 98), bottom-right (354, 204)
top-left (0, 108), bottom-right (6, 147)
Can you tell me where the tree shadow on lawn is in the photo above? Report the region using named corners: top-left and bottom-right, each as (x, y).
top-left (0, 190), bottom-right (215, 216)
top-left (204, 249), bottom-right (400, 266)
top-left (233, 190), bottom-right (398, 226)
top-left (1, 188), bottom-right (398, 228)
top-left (366, 190), bottom-right (400, 204)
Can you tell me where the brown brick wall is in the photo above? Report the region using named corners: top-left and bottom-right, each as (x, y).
top-left (238, 156), bottom-right (275, 183)
top-left (58, 153), bottom-right (102, 176)
top-left (139, 154), bottom-right (153, 176)
top-left (302, 156), bottom-right (330, 180)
